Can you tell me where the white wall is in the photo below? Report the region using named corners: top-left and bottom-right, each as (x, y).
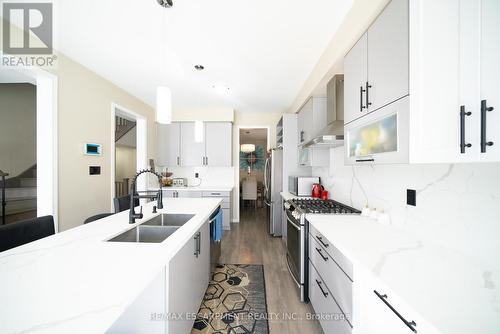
top-left (0, 83), bottom-right (36, 177)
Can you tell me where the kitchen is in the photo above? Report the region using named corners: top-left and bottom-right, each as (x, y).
top-left (0, 0), bottom-right (499, 333)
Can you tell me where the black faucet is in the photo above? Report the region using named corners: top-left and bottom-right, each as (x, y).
top-left (129, 169), bottom-right (163, 224)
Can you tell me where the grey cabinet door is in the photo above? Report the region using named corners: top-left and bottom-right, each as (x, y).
top-left (157, 123), bottom-right (180, 166)
top-left (180, 122), bottom-right (206, 166)
top-left (205, 122), bottom-right (232, 166)
top-left (367, 0), bottom-right (409, 112)
top-left (168, 221), bottom-right (209, 334)
top-left (344, 33), bottom-right (368, 124)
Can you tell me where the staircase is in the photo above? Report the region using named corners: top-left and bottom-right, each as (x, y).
top-left (115, 116), bottom-right (136, 142)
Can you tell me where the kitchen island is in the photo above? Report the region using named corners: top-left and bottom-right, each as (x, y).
top-left (0, 198), bottom-right (221, 334)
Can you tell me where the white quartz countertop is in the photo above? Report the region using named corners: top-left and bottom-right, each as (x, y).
top-left (307, 214), bottom-right (500, 334)
top-left (152, 186), bottom-right (233, 192)
top-left (0, 198), bottom-right (221, 334)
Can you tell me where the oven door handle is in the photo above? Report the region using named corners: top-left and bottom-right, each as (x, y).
top-left (287, 216), bottom-right (301, 230)
top-left (286, 254), bottom-right (300, 288)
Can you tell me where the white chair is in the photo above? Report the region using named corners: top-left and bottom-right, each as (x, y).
top-left (241, 177), bottom-right (257, 209)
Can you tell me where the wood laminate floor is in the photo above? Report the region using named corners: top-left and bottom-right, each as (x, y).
top-left (220, 207), bottom-right (324, 334)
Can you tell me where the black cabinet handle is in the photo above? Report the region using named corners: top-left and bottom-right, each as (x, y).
top-left (481, 100), bottom-right (494, 153)
top-left (374, 290), bottom-right (417, 333)
top-left (356, 158), bottom-right (375, 163)
top-left (460, 106), bottom-right (472, 154)
top-left (316, 235), bottom-right (329, 248)
top-left (366, 82), bottom-right (372, 107)
top-left (194, 232), bottom-right (200, 257)
top-left (315, 247), bottom-right (329, 261)
top-left (316, 280), bottom-right (329, 298)
top-left (177, 156), bottom-right (180, 166)
top-left (360, 86), bottom-right (366, 112)
top-left (300, 130), bottom-right (305, 143)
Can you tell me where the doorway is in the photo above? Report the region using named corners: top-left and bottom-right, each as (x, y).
top-left (239, 128), bottom-right (268, 213)
top-left (0, 68), bottom-right (57, 229)
top-left (110, 103), bottom-right (147, 211)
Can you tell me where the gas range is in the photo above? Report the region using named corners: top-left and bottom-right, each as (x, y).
top-left (284, 198), bottom-right (360, 220)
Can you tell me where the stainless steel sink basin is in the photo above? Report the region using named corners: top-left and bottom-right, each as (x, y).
top-left (141, 213), bottom-right (195, 227)
top-left (107, 225), bottom-right (179, 243)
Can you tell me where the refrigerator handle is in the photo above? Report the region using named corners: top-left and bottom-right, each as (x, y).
top-left (264, 157), bottom-right (270, 193)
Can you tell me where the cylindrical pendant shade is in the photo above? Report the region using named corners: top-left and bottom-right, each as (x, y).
top-left (240, 144), bottom-right (256, 153)
top-left (156, 86), bottom-right (172, 124)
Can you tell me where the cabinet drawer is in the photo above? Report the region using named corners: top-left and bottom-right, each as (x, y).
top-left (202, 191), bottom-right (230, 197)
top-left (309, 236), bottom-right (353, 320)
top-left (309, 261), bottom-right (352, 334)
top-left (309, 224), bottom-right (353, 280)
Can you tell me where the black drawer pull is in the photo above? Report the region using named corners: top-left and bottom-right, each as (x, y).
top-left (316, 280), bottom-right (329, 298)
top-left (374, 290), bottom-right (417, 333)
top-left (480, 100), bottom-right (494, 153)
top-left (356, 158), bottom-right (375, 162)
top-left (315, 247), bottom-right (328, 261)
top-left (460, 105), bottom-right (472, 153)
top-left (316, 235), bottom-right (329, 248)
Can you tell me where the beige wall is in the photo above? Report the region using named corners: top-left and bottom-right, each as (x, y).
top-left (50, 55), bottom-right (155, 231)
top-left (232, 111), bottom-right (283, 222)
top-left (0, 84), bottom-right (36, 177)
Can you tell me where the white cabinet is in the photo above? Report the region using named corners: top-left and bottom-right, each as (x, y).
top-left (157, 123), bottom-right (181, 166)
top-left (205, 122), bottom-right (232, 167)
top-left (345, 0), bottom-right (408, 125)
top-left (180, 122), bottom-right (206, 167)
top-left (158, 122), bottom-right (232, 167)
top-left (167, 221), bottom-right (210, 334)
top-left (344, 33), bottom-right (368, 124)
top-left (163, 190), bottom-right (203, 198)
top-left (480, 0), bottom-right (500, 161)
top-left (367, 0), bottom-right (409, 112)
top-left (298, 147), bottom-right (329, 167)
top-left (202, 191), bottom-right (231, 230)
top-left (297, 97), bottom-right (327, 145)
top-left (344, 0), bottom-right (500, 164)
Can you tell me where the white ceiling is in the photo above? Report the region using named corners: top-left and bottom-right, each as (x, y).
top-left (55, 0), bottom-right (352, 113)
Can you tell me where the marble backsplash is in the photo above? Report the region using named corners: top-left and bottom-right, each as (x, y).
top-left (312, 147), bottom-right (500, 272)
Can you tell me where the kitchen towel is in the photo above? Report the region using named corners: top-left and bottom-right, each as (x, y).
top-left (213, 208), bottom-right (223, 242)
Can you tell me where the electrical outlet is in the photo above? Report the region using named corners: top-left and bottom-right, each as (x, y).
top-left (407, 189), bottom-right (416, 206)
top-left (195, 173), bottom-right (199, 178)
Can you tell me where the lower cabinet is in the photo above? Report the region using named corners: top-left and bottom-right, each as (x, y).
top-left (309, 261), bottom-right (352, 334)
top-left (202, 191), bottom-right (232, 230)
top-left (167, 221), bottom-right (210, 334)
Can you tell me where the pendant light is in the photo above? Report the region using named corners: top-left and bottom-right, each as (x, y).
top-left (156, 2), bottom-right (172, 124)
top-left (241, 144), bottom-right (256, 153)
top-left (156, 86), bottom-right (172, 124)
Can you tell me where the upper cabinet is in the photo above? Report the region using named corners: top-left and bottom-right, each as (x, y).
top-left (344, 33), bottom-right (368, 124)
top-left (344, 0), bottom-right (408, 125)
top-left (157, 122), bottom-right (232, 167)
top-left (205, 122), bottom-right (232, 167)
top-left (297, 97), bottom-right (327, 145)
top-left (157, 123), bottom-right (181, 167)
top-left (180, 122), bottom-right (206, 167)
top-left (344, 0), bottom-right (500, 164)
top-left (480, 0), bottom-right (500, 161)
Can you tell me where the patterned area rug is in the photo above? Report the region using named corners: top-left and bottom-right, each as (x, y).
top-left (191, 264), bottom-right (269, 334)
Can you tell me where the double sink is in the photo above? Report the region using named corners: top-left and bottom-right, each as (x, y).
top-left (107, 214), bottom-right (195, 243)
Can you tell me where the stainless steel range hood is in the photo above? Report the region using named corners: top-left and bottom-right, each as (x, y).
top-left (302, 75), bottom-right (344, 149)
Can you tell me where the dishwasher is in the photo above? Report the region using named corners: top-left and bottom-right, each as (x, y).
top-left (209, 206), bottom-right (222, 272)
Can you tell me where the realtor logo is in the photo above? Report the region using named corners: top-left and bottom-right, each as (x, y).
top-left (2, 2), bottom-right (53, 54)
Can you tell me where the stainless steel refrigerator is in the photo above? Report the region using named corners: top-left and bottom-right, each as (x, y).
top-left (264, 148), bottom-right (283, 236)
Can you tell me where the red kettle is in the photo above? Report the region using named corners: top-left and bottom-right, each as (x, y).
top-left (311, 183), bottom-right (324, 198)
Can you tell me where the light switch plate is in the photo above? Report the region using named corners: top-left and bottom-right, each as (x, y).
top-left (407, 189), bottom-right (416, 206)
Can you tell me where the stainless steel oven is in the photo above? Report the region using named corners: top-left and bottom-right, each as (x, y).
top-left (284, 202), bottom-right (308, 302)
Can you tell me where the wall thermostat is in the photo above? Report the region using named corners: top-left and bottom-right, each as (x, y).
top-left (84, 143), bottom-right (102, 156)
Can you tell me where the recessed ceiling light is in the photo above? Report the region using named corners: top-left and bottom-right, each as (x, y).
top-left (194, 65), bottom-right (205, 71)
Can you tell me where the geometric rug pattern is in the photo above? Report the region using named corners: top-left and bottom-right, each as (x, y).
top-left (191, 264), bottom-right (269, 334)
